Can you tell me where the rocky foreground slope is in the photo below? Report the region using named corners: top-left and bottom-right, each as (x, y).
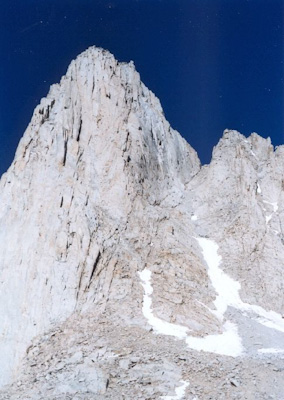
top-left (0, 47), bottom-right (283, 399)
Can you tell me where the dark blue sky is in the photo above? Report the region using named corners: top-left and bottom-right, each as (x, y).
top-left (1, 0), bottom-right (283, 175)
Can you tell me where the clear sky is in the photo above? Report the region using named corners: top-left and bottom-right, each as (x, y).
top-left (1, 0), bottom-right (283, 176)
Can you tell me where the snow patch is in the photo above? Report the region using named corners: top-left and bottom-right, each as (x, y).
top-left (196, 238), bottom-right (241, 321)
top-left (197, 238), bottom-right (284, 334)
top-left (139, 268), bottom-right (243, 357)
top-left (138, 269), bottom-right (189, 339)
top-left (186, 321), bottom-right (243, 357)
top-left (191, 215), bottom-right (198, 221)
top-left (257, 183), bottom-right (262, 194)
top-left (258, 348), bottom-right (284, 354)
top-left (161, 380), bottom-right (189, 400)
top-left (263, 200), bottom-right (278, 213)
top-left (263, 201), bottom-right (278, 225)
top-left (251, 312), bottom-right (284, 333)
top-left (139, 237), bottom-right (284, 359)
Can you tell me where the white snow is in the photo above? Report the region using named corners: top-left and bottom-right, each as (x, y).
top-left (186, 321), bottom-right (243, 357)
top-left (191, 215), bottom-right (198, 221)
top-left (257, 183), bottom-right (262, 194)
top-left (250, 311), bottom-right (284, 333)
top-left (258, 348), bottom-right (284, 354)
top-left (138, 269), bottom-right (189, 339)
top-left (272, 202), bottom-right (278, 212)
top-left (161, 380), bottom-right (189, 400)
top-left (196, 238), bottom-right (241, 321)
top-left (139, 237), bottom-right (284, 359)
top-left (139, 268), bottom-right (243, 357)
top-left (138, 274), bottom-right (191, 400)
top-left (263, 201), bottom-right (278, 225)
top-left (196, 238), bottom-right (284, 334)
top-left (263, 200), bottom-right (278, 213)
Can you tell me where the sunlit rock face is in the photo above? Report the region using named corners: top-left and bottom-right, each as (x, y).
top-left (0, 47), bottom-right (200, 386)
top-left (0, 47), bottom-right (283, 399)
top-left (188, 130), bottom-right (284, 313)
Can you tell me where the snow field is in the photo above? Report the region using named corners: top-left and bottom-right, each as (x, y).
top-left (139, 236), bottom-right (284, 359)
top-left (160, 380), bottom-right (189, 400)
top-left (138, 269), bottom-right (189, 339)
top-left (197, 237), bottom-right (284, 352)
top-left (139, 266), bottom-right (243, 357)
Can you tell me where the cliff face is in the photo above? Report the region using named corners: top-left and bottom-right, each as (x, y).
top-left (0, 47), bottom-right (200, 386)
top-left (0, 47), bottom-right (283, 399)
top-left (188, 130), bottom-right (284, 312)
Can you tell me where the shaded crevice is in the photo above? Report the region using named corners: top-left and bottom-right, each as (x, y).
top-left (62, 128), bottom-right (69, 166)
top-left (76, 266), bottom-right (84, 301)
top-left (40, 105), bottom-right (50, 124)
top-left (63, 140), bottom-right (68, 166)
top-left (76, 151), bottom-right (83, 165)
top-left (22, 139), bottom-right (33, 158)
top-left (87, 251), bottom-right (101, 289)
top-left (76, 118), bottom-right (82, 142)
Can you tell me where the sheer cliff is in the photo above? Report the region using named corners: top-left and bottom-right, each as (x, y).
top-left (0, 47), bottom-right (283, 399)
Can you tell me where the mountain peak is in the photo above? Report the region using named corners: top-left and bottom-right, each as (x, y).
top-left (0, 48), bottom-right (283, 398)
top-left (0, 47), bottom-right (200, 386)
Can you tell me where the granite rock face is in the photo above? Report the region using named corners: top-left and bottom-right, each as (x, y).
top-left (0, 47), bottom-right (283, 399)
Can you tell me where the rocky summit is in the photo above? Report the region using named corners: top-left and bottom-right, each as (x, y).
top-left (0, 47), bottom-right (283, 400)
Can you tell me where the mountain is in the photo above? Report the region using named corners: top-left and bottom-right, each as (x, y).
top-left (0, 47), bottom-right (283, 400)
